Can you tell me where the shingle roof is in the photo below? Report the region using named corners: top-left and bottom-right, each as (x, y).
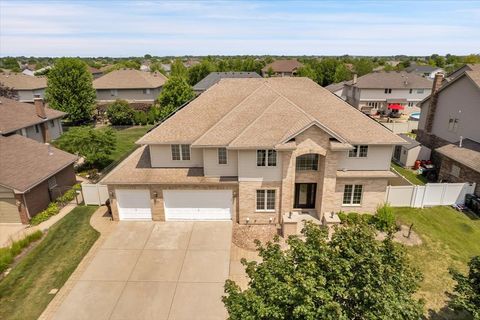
top-left (93, 69), bottom-right (167, 89)
top-left (0, 98), bottom-right (66, 134)
top-left (101, 146), bottom-right (237, 185)
top-left (193, 72), bottom-right (261, 91)
top-left (346, 71), bottom-right (432, 89)
top-left (0, 135), bottom-right (77, 192)
top-left (138, 77), bottom-right (405, 147)
top-left (324, 80), bottom-right (352, 93)
top-left (398, 134), bottom-right (420, 150)
top-left (436, 139), bottom-right (480, 173)
top-left (0, 73), bottom-right (47, 90)
top-left (405, 65), bottom-right (442, 73)
top-left (261, 59), bottom-right (303, 73)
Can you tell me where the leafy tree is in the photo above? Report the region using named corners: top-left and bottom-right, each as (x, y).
top-left (333, 63), bottom-right (351, 83)
top-left (106, 99), bottom-right (134, 125)
top-left (144, 54), bottom-right (152, 59)
top-left (0, 82), bottom-right (18, 100)
top-left (0, 57), bottom-right (20, 72)
top-left (449, 256), bottom-right (480, 319)
top-left (150, 61), bottom-right (167, 75)
top-left (463, 54), bottom-right (480, 64)
top-left (170, 59), bottom-right (188, 78)
top-left (157, 76), bottom-right (195, 114)
top-left (53, 126), bottom-right (116, 168)
top-left (223, 223), bottom-right (423, 320)
top-left (45, 58), bottom-right (96, 124)
top-left (187, 60), bottom-right (215, 86)
top-left (353, 58), bottom-right (374, 76)
top-left (296, 65), bottom-right (316, 81)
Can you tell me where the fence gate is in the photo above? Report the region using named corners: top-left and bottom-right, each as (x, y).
top-left (81, 183), bottom-right (109, 205)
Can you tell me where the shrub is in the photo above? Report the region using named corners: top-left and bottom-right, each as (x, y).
top-left (338, 211), bottom-right (374, 225)
top-left (133, 111), bottom-right (148, 125)
top-left (56, 189), bottom-right (77, 206)
top-left (30, 202), bottom-right (60, 226)
top-left (373, 203), bottom-right (396, 232)
top-left (0, 230), bottom-right (43, 273)
top-left (106, 99), bottom-right (134, 125)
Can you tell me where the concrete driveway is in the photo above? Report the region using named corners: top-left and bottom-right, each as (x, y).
top-left (53, 221), bottom-right (232, 320)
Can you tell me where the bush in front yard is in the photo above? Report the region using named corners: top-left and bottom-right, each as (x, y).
top-left (106, 99), bottom-right (135, 125)
top-left (338, 211), bottom-right (374, 225)
top-left (373, 203), bottom-right (396, 232)
top-left (30, 202), bottom-right (60, 226)
top-left (0, 230), bottom-right (43, 273)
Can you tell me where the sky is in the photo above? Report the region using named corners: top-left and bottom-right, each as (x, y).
top-left (1, 0), bottom-right (479, 57)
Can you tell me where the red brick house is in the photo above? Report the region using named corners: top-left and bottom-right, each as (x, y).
top-left (0, 135), bottom-right (77, 224)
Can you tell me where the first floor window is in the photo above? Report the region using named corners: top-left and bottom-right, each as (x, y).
top-left (110, 89), bottom-right (118, 96)
top-left (256, 189), bottom-right (276, 211)
top-left (257, 149), bottom-right (276, 167)
top-left (35, 124), bottom-right (39, 133)
top-left (343, 184), bottom-right (363, 205)
top-left (218, 147), bottom-right (228, 164)
top-left (417, 89), bottom-right (424, 94)
top-left (171, 144), bottom-right (191, 161)
top-left (143, 88), bottom-right (151, 94)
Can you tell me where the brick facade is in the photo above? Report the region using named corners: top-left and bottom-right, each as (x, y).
top-left (438, 156), bottom-right (480, 195)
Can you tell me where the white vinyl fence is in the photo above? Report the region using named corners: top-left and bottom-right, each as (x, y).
top-left (385, 182), bottom-right (476, 208)
top-left (382, 120), bottom-right (418, 134)
top-left (82, 183), bottom-right (109, 205)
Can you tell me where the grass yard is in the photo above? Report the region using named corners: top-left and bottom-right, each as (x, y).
top-left (105, 125), bottom-right (154, 163)
top-left (0, 206), bottom-right (99, 320)
top-left (394, 206), bottom-right (480, 318)
top-left (391, 162), bottom-right (428, 185)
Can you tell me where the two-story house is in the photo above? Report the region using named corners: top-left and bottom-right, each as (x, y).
top-left (417, 65), bottom-right (480, 195)
top-left (0, 73), bottom-right (47, 103)
top-left (0, 97), bottom-right (65, 143)
top-left (261, 59), bottom-right (303, 77)
top-left (101, 77), bottom-right (404, 224)
top-left (93, 69), bottom-right (168, 103)
top-left (343, 71), bottom-right (433, 115)
top-left (405, 64), bottom-right (444, 79)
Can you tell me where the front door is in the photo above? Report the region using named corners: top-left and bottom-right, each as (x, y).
top-left (294, 183), bottom-right (317, 209)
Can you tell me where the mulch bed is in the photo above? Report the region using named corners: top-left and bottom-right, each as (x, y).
top-left (232, 223), bottom-right (281, 251)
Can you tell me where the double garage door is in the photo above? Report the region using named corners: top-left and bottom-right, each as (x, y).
top-left (116, 189), bottom-right (232, 221)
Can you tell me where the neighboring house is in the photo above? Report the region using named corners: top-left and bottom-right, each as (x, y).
top-left (161, 63), bottom-right (171, 75)
top-left (445, 63), bottom-right (478, 81)
top-left (0, 97), bottom-right (65, 143)
top-left (102, 77), bottom-right (404, 224)
top-left (93, 69), bottom-right (168, 103)
top-left (343, 71), bottom-right (433, 115)
top-left (88, 66), bottom-right (103, 79)
top-left (0, 134), bottom-right (77, 224)
top-left (193, 72), bottom-right (262, 93)
top-left (405, 64), bottom-right (444, 79)
top-left (324, 80), bottom-right (352, 100)
top-left (417, 65), bottom-right (480, 195)
top-left (0, 73), bottom-right (47, 103)
top-left (261, 59), bottom-right (303, 77)
top-left (392, 134), bottom-right (431, 168)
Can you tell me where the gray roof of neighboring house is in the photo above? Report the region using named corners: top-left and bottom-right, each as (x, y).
top-left (436, 139), bottom-right (480, 173)
top-left (324, 80), bottom-right (352, 93)
top-left (0, 134), bottom-right (77, 193)
top-left (93, 69), bottom-right (167, 89)
top-left (346, 71), bottom-right (433, 89)
top-left (405, 65), bottom-right (442, 73)
top-left (193, 72), bottom-right (261, 92)
top-left (138, 77), bottom-right (406, 146)
top-left (398, 134), bottom-right (421, 150)
top-left (0, 73), bottom-right (47, 90)
top-left (0, 97), bottom-right (66, 134)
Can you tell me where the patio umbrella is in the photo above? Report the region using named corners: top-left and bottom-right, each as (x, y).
top-left (388, 104), bottom-right (405, 110)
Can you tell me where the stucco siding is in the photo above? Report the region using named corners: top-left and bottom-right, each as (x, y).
top-left (149, 144), bottom-right (203, 168)
top-left (96, 88), bottom-right (161, 102)
top-left (238, 150), bottom-right (283, 181)
top-left (430, 77), bottom-right (480, 143)
top-left (203, 148), bottom-right (238, 177)
top-left (337, 145), bottom-right (393, 171)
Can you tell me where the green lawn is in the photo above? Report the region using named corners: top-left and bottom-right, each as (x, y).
top-left (391, 162), bottom-right (428, 185)
top-left (104, 125), bottom-right (153, 163)
top-left (0, 206), bottom-right (99, 320)
top-left (394, 206), bottom-right (480, 317)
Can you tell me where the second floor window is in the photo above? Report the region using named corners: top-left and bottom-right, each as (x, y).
top-left (348, 145), bottom-right (368, 158)
top-left (417, 89), bottom-right (424, 94)
top-left (35, 124), bottom-right (39, 133)
top-left (143, 88), bottom-right (151, 94)
top-left (110, 89), bottom-right (118, 96)
top-left (218, 147), bottom-right (228, 164)
top-left (448, 118), bottom-right (459, 132)
top-left (171, 144), bottom-right (190, 161)
top-left (257, 149), bottom-right (276, 167)
top-left (384, 88), bottom-right (392, 94)
top-left (296, 154), bottom-right (319, 171)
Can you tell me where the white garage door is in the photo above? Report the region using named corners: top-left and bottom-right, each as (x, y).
top-left (164, 190), bottom-right (232, 221)
top-left (116, 189), bottom-right (152, 221)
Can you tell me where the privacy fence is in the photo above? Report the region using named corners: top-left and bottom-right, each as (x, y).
top-left (82, 183), bottom-right (109, 205)
top-left (385, 183), bottom-right (476, 208)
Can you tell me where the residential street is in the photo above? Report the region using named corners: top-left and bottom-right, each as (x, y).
top-left (52, 221), bottom-right (232, 320)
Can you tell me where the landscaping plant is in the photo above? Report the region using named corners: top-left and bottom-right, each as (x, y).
top-left (223, 222), bottom-right (424, 320)
top-left (449, 256), bottom-right (480, 319)
top-left (106, 99), bottom-right (135, 125)
top-left (373, 203), bottom-right (396, 232)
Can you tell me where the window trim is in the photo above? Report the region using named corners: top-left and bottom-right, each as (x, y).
top-left (255, 189), bottom-right (276, 212)
top-left (217, 147), bottom-right (228, 165)
top-left (256, 149), bottom-right (277, 167)
top-left (342, 184), bottom-right (363, 206)
top-left (171, 144), bottom-right (191, 161)
top-left (348, 145), bottom-right (368, 158)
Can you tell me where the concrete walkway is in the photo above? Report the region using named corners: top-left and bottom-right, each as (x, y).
top-left (49, 216), bottom-right (231, 320)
